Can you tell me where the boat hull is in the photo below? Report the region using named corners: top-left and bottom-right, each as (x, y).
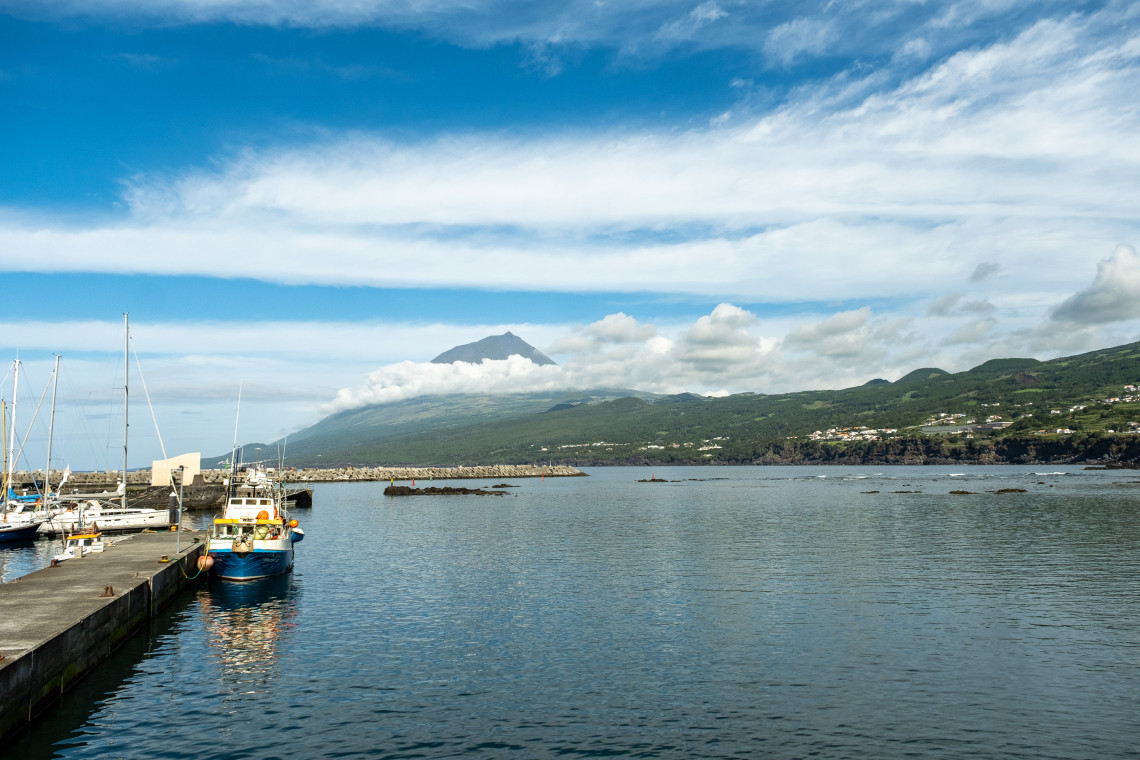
top-left (209, 547), bottom-right (294, 581)
top-left (0, 522), bottom-right (43, 543)
top-left (39, 507), bottom-right (170, 536)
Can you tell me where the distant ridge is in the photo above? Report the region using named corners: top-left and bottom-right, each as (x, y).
top-left (431, 332), bottom-right (556, 366)
top-left (207, 337), bottom-right (1140, 468)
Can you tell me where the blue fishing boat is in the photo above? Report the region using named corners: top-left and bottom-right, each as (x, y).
top-left (203, 464), bottom-right (304, 581)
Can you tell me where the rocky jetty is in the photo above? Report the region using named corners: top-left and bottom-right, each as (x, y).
top-left (7, 464), bottom-right (583, 510)
top-left (292, 464), bottom-right (586, 482)
top-left (382, 485), bottom-right (506, 496)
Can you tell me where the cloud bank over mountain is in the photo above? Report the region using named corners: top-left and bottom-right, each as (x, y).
top-left (326, 256), bottom-right (1140, 414)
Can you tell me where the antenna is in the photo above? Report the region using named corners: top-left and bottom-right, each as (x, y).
top-left (231, 380), bottom-right (243, 472)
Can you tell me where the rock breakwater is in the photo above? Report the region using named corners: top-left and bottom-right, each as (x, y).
top-left (7, 464), bottom-right (585, 510)
top-left (382, 485), bottom-right (506, 496)
top-left (10, 464), bottom-right (585, 492)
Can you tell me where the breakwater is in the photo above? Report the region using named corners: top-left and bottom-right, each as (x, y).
top-left (9, 465), bottom-right (585, 510)
top-left (13, 464), bottom-right (585, 491)
top-left (286, 464), bottom-right (586, 482)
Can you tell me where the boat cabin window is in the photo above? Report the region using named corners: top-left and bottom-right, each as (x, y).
top-left (215, 524), bottom-right (257, 538)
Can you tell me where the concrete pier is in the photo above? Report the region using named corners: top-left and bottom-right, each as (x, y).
top-left (0, 530), bottom-right (206, 741)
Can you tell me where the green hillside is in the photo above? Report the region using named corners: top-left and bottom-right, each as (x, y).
top-left (225, 340), bottom-right (1140, 467)
top-left (206, 388), bottom-right (661, 467)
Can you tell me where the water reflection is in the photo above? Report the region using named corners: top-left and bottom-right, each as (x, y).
top-left (200, 575), bottom-right (299, 692)
top-left (0, 536), bottom-right (66, 583)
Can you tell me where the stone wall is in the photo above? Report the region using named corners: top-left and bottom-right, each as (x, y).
top-left (12, 464), bottom-right (586, 493)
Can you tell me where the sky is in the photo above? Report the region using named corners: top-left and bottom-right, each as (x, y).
top-left (1, 0), bottom-right (1139, 471)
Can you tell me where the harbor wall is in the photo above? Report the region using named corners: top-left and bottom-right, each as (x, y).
top-left (0, 533), bottom-right (205, 741)
top-left (15, 463), bottom-right (585, 489)
top-left (9, 464), bottom-right (586, 509)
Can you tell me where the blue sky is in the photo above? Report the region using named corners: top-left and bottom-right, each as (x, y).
top-left (1, 0), bottom-right (1139, 470)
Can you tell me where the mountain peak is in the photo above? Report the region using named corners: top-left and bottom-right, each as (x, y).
top-left (431, 332), bottom-right (557, 366)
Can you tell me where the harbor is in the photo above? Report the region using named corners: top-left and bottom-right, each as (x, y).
top-left (0, 530), bottom-right (205, 741)
top-left (8, 466), bottom-right (1140, 760)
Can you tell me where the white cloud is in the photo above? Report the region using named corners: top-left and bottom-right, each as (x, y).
top-left (4, 3), bottom-right (1140, 465)
top-left (676, 303), bottom-right (762, 372)
top-left (942, 317), bottom-right (997, 345)
top-left (785, 307), bottom-right (878, 360)
top-left (2, 11), bottom-right (1134, 312)
top-left (329, 305), bottom-right (777, 413)
top-left (14, 1), bottom-right (1100, 73)
top-left (655, 2), bottom-right (727, 41)
top-left (1052, 244), bottom-right (1140, 324)
top-left (583, 312), bottom-right (658, 343)
top-left (326, 303), bottom-right (915, 416)
top-left (10, 259), bottom-right (1140, 471)
top-left (969, 262), bottom-right (1001, 282)
top-left (927, 293), bottom-right (995, 317)
top-left (329, 355), bottom-right (567, 409)
top-left (0, 317), bottom-right (570, 469)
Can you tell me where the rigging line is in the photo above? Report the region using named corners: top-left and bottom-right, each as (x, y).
top-left (129, 337), bottom-right (173, 489)
top-left (13, 363), bottom-right (54, 496)
top-left (56, 362), bottom-right (108, 473)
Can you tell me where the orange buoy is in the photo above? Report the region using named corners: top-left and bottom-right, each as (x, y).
top-left (256, 510), bottom-right (270, 520)
top-left (288, 519), bottom-right (299, 528)
top-left (197, 555), bottom-right (215, 571)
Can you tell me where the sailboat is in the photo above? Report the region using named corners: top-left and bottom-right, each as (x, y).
top-left (0, 358), bottom-right (56, 543)
top-left (46, 314), bottom-right (173, 537)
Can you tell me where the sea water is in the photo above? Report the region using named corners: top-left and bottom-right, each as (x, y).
top-left (7, 465), bottom-right (1140, 759)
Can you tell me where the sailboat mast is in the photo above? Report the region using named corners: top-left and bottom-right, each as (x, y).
top-left (122, 313), bottom-right (129, 511)
top-left (45, 355), bottom-right (59, 499)
top-left (6, 360), bottom-right (19, 507)
top-left (1, 400), bottom-right (6, 502)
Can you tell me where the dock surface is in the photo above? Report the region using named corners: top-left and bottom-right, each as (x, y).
top-left (0, 530), bottom-right (205, 740)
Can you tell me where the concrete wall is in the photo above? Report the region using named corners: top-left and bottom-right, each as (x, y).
top-left (0, 541), bottom-right (205, 741)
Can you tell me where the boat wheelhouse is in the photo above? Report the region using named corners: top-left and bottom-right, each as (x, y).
top-left (53, 527), bottom-right (105, 562)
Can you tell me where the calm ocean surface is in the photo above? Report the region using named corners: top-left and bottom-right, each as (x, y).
top-left (6, 465), bottom-right (1140, 759)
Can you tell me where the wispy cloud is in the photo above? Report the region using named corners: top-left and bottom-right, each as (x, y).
top-left (249, 53), bottom-right (402, 81)
top-left (7, 1), bottom-right (1119, 69)
top-left (764, 16), bottom-right (838, 67)
top-left (4, 11), bottom-right (1134, 309)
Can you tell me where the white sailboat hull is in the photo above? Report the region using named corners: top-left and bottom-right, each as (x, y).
top-left (38, 503), bottom-right (171, 536)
